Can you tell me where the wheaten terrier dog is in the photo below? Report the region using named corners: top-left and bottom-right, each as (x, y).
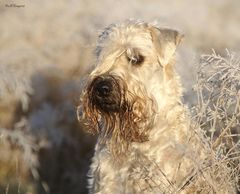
top-left (78, 20), bottom-right (236, 193)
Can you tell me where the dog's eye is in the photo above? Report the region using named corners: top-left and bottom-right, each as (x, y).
top-left (127, 54), bottom-right (145, 66)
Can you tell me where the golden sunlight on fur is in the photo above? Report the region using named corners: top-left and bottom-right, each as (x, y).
top-left (78, 20), bottom-right (237, 194)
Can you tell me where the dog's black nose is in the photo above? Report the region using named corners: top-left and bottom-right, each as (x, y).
top-left (95, 80), bottom-right (112, 97)
top-left (89, 75), bottom-right (121, 113)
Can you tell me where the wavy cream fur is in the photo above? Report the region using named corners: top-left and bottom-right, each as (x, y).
top-left (79, 20), bottom-right (236, 194)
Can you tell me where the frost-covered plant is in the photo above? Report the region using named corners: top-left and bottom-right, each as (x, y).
top-left (0, 63), bottom-right (34, 111)
top-left (192, 50), bottom-right (240, 191)
top-left (0, 119), bottom-right (43, 193)
top-left (0, 119), bottom-right (39, 179)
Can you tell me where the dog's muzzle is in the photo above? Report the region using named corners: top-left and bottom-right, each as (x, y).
top-left (89, 75), bottom-right (122, 113)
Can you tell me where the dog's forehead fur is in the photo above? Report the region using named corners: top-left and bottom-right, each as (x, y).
top-left (96, 21), bottom-right (156, 59)
top-left (93, 20), bottom-right (183, 81)
top-left (91, 21), bottom-right (165, 85)
top-left (98, 20), bottom-right (152, 44)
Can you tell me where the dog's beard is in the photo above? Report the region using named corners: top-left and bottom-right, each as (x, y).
top-left (78, 75), bottom-right (156, 156)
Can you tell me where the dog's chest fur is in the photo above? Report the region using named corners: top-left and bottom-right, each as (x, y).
top-left (88, 105), bottom-right (200, 194)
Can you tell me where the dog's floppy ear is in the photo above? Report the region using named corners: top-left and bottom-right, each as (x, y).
top-left (149, 27), bottom-right (184, 66)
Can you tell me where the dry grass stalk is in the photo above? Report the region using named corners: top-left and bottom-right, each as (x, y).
top-left (191, 50), bottom-right (240, 192)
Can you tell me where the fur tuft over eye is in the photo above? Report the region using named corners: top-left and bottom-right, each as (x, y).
top-left (126, 48), bottom-right (144, 66)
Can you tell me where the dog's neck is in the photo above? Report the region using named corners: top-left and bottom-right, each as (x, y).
top-left (133, 66), bottom-right (189, 149)
top-left (152, 64), bottom-right (184, 114)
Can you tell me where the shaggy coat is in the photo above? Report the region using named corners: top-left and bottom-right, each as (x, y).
top-left (78, 20), bottom-right (236, 194)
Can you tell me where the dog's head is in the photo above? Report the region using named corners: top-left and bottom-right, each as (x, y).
top-left (78, 20), bottom-right (183, 152)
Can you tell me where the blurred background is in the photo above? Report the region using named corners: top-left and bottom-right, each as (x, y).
top-left (0, 0), bottom-right (239, 193)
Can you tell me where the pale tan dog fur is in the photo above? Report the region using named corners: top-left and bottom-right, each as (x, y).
top-left (78, 20), bottom-right (236, 194)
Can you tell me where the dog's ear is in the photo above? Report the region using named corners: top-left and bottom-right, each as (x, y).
top-left (149, 27), bottom-right (184, 66)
